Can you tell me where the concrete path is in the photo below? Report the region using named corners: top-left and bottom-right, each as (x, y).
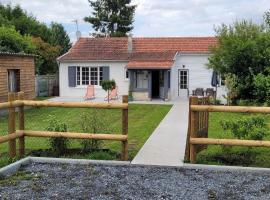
top-left (131, 100), bottom-right (189, 167)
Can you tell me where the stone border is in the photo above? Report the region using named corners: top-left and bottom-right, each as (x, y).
top-left (0, 157), bottom-right (31, 176)
top-left (183, 163), bottom-right (270, 173)
top-left (1, 157), bottom-right (270, 177)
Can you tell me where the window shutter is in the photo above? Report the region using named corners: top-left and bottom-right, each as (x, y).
top-left (103, 66), bottom-right (110, 80)
top-left (68, 66), bottom-right (76, 87)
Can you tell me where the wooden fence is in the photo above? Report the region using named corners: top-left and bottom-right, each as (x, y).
top-left (0, 92), bottom-right (129, 161)
top-left (185, 96), bottom-right (270, 163)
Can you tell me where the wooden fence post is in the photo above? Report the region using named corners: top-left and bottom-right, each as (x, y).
top-left (18, 92), bottom-right (25, 157)
top-left (189, 96), bottom-right (198, 164)
top-left (8, 92), bottom-right (16, 158)
top-left (121, 95), bottom-right (128, 161)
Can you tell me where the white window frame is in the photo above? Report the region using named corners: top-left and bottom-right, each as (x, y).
top-left (76, 66), bottom-right (103, 86)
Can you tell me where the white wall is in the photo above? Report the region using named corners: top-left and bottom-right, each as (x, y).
top-left (170, 54), bottom-right (226, 101)
top-left (59, 61), bottom-right (129, 98)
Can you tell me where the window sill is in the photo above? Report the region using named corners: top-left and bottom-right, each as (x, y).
top-left (74, 85), bottom-right (102, 89)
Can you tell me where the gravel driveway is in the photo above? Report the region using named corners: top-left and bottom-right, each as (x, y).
top-left (1, 162), bottom-right (270, 200)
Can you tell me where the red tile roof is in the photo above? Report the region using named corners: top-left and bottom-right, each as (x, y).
top-left (58, 37), bottom-right (217, 69)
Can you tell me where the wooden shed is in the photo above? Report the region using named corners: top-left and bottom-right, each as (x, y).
top-left (0, 52), bottom-right (36, 102)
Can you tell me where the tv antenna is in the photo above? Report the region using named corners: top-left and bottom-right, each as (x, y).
top-left (72, 19), bottom-right (81, 40)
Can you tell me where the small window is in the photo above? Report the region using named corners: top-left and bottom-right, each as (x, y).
top-left (126, 70), bottom-right (129, 79)
top-left (76, 67), bottom-right (80, 85)
top-left (99, 67), bottom-right (103, 85)
top-left (135, 70), bottom-right (148, 89)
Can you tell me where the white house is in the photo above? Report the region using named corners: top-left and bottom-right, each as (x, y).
top-left (57, 36), bottom-right (226, 101)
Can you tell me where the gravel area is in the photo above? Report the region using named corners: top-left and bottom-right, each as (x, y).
top-left (1, 162), bottom-right (270, 200)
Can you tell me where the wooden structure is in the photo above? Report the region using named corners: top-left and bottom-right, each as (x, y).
top-left (186, 96), bottom-right (270, 163)
top-left (0, 52), bottom-right (35, 102)
top-left (0, 92), bottom-right (129, 161)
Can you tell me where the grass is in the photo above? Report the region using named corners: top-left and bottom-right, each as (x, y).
top-left (0, 104), bottom-right (172, 167)
top-left (197, 112), bottom-right (270, 167)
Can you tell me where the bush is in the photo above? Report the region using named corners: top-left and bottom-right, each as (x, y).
top-left (46, 115), bottom-right (69, 155)
top-left (101, 79), bottom-right (116, 102)
top-left (220, 116), bottom-right (268, 140)
top-left (253, 73), bottom-right (270, 105)
top-left (79, 109), bottom-right (110, 151)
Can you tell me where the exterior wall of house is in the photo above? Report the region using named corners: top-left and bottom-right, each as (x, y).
top-left (59, 61), bottom-right (129, 98)
top-left (0, 55), bottom-right (35, 103)
top-left (170, 54), bottom-right (226, 101)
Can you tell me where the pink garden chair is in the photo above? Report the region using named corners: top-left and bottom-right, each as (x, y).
top-left (84, 85), bottom-right (95, 100)
top-left (105, 86), bottom-right (119, 101)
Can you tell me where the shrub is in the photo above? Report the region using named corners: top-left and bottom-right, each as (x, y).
top-left (253, 73), bottom-right (270, 105)
top-left (101, 79), bottom-right (116, 102)
top-left (46, 115), bottom-right (69, 155)
top-left (220, 116), bottom-right (269, 140)
top-left (79, 109), bottom-right (110, 151)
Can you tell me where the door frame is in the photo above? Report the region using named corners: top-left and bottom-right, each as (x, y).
top-left (178, 69), bottom-right (189, 97)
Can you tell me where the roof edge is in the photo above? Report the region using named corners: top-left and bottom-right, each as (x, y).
top-left (0, 51), bottom-right (36, 57)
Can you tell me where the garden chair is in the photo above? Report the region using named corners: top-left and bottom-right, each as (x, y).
top-left (192, 88), bottom-right (204, 96)
top-left (84, 85), bottom-right (95, 100)
top-left (205, 88), bottom-right (216, 97)
top-left (104, 86), bottom-right (119, 101)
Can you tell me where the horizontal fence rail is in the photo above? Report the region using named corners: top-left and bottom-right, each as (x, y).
top-left (20, 130), bottom-right (128, 141)
top-left (186, 96), bottom-right (270, 164)
top-left (0, 92), bottom-right (129, 161)
top-left (191, 105), bottom-right (270, 113)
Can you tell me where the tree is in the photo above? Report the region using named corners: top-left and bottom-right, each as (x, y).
top-left (101, 80), bottom-right (116, 102)
top-left (32, 37), bottom-right (61, 74)
top-left (0, 26), bottom-right (35, 53)
top-left (84, 0), bottom-right (136, 37)
top-left (264, 10), bottom-right (270, 27)
top-left (208, 20), bottom-right (270, 101)
top-left (49, 22), bottom-right (72, 54)
top-left (0, 4), bottom-right (72, 74)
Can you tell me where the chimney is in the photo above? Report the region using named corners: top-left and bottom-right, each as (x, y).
top-left (128, 33), bottom-right (133, 53)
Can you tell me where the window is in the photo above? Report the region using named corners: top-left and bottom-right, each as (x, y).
top-left (125, 70), bottom-right (129, 79)
top-left (135, 70), bottom-right (148, 89)
top-left (179, 70), bottom-right (188, 89)
top-left (76, 66), bottom-right (103, 86)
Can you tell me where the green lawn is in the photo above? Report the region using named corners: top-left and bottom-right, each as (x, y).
top-left (0, 104), bottom-right (172, 167)
top-left (197, 112), bottom-right (270, 167)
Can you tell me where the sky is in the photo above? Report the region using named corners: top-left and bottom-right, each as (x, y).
top-left (1, 0), bottom-right (270, 43)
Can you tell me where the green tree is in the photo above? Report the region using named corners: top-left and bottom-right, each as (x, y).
top-left (264, 10), bottom-right (270, 27)
top-left (101, 79), bottom-right (116, 102)
top-left (208, 20), bottom-right (270, 101)
top-left (49, 22), bottom-right (72, 54)
top-left (84, 0), bottom-right (136, 37)
top-left (0, 26), bottom-right (35, 53)
top-left (32, 37), bottom-right (61, 74)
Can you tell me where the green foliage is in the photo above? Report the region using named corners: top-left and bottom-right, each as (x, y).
top-left (101, 79), bottom-right (116, 102)
top-left (0, 26), bottom-right (35, 53)
top-left (84, 0), bottom-right (136, 37)
top-left (46, 115), bottom-right (69, 155)
top-left (79, 109), bottom-right (110, 151)
top-left (220, 116), bottom-right (269, 140)
top-left (0, 4), bottom-right (71, 74)
top-left (264, 10), bottom-right (270, 27)
top-left (208, 19), bottom-right (270, 102)
top-left (253, 73), bottom-right (270, 105)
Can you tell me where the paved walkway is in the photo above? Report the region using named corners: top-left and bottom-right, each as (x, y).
top-left (131, 100), bottom-right (189, 167)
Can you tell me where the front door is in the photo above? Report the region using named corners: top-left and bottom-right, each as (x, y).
top-left (8, 69), bottom-right (20, 92)
top-left (178, 69), bottom-right (189, 98)
top-left (151, 71), bottom-right (160, 98)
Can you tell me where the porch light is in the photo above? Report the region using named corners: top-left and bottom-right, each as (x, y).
top-left (182, 65), bottom-right (185, 68)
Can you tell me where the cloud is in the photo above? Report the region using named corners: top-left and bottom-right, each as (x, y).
top-left (2, 0), bottom-right (270, 41)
